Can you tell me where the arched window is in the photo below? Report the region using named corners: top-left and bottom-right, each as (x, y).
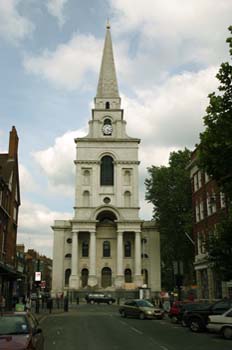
top-left (124, 191), bottom-right (131, 207)
top-left (124, 170), bottom-right (131, 185)
top-left (125, 268), bottom-right (132, 283)
top-left (65, 268), bottom-right (71, 286)
top-left (105, 102), bottom-right (110, 109)
top-left (124, 241), bottom-right (131, 257)
top-left (66, 238), bottom-right (72, 244)
top-left (141, 269), bottom-right (148, 285)
top-left (82, 241), bottom-right (89, 257)
top-left (103, 241), bottom-right (111, 257)
top-left (83, 191), bottom-right (90, 206)
top-left (100, 156), bottom-right (114, 186)
top-left (65, 253), bottom-right (71, 258)
top-left (101, 267), bottom-right (112, 287)
top-left (104, 118), bottom-right (111, 126)
top-left (83, 169), bottom-right (90, 185)
top-left (81, 268), bottom-right (89, 287)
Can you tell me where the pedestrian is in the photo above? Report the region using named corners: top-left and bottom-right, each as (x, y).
top-left (0, 295), bottom-right (6, 314)
top-left (47, 297), bottom-right (53, 313)
top-left (64, 295), bottom-right (69, 312)
top-left (25, 296), bottom-right (31, 311)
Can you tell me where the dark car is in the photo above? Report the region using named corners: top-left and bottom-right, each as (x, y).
top-left (85, 293), bottom-right (115, 304)
top-left (183, 299), bottom-right (232, 332)
top-left (0, 311), bottom-right (44, 349)
top-left (119, 299), bottom-right (164, 320)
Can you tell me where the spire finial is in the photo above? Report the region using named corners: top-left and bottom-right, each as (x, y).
top-left (106, 18), bottom-right (110, 29)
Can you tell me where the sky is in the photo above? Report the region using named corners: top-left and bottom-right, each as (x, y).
top-left (0, 0), bottom-right (231, 258)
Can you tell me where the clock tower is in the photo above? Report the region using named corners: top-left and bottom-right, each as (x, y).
top-left (52, 23), bottom-right (160, 296)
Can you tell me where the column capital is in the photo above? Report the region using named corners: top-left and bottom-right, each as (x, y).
top-left (72, 230), bottom-right (79, 235)
top-left (89, 230), bottom-right (96, 235)
top-left (117, 230), bottom-right (124, 235)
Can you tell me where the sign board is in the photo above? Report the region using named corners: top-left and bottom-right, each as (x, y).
top-left (35, 272), bottom-right (41, 281)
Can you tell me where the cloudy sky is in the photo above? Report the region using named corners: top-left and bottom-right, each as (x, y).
top-left (0, 0), bottom-right (231, 258)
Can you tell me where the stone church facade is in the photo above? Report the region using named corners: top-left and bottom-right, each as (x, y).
top-left (52, 24), bottom-right (161, 297)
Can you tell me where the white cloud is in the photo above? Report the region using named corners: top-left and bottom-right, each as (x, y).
top-left (0, 0), bottom-right (34, 43)
top-left (32, 129), bottom-right (87, 195)
top-left (110, 0), bottom-right (231, 66)
top-left (17, 199), bottom-right (71, 257)
top-left (24, 34), bottom-right (102, 90)
top-left (46, 0), bottom-right (68, 27)
top-left (123, 66), bottom-right (218, 150)
top-left (19, 164), bottom-right (38, 193)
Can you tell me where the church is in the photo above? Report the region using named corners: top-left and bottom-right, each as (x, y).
top-left (52, 23), bottom-right (161, 298)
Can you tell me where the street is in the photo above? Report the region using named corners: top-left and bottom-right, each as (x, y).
top-left (40, 304), bottom-right (231, 350)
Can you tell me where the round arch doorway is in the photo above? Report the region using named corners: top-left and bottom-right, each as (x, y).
top-left (101, 267), bottom-right (112, 288)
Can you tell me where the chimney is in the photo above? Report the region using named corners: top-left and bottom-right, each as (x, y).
top-left (8, 126), bottom-right (19, 159)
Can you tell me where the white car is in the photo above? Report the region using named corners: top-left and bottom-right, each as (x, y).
top-left (207, 307), bottom-right (232, 339)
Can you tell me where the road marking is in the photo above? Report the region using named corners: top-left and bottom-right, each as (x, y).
top-left (130, 327), bottom-right (143, 335)
top-left (119, 321), bottom-right (127, 326)
top-left (159, 346), bottom-right (169, 350)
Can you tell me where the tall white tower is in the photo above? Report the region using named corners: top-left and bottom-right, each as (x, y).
top-left (52, 24), bottom-right (160, 296)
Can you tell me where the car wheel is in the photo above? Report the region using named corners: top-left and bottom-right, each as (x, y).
top-left (108, 300), bottom-right (112, 305)
top-left (121, 310), bottom-right (126, 318)
top-left (139, 312), bottom-right (145, 320)
top-left (222, 327), bottom-right (232, 339)
top-left (189, 318), bottom-right (203, 332)
top-left (90, 300), bottom-right (95, 304)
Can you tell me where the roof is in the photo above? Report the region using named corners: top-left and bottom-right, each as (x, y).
top-left (96, 24), bottom-right (119, 98)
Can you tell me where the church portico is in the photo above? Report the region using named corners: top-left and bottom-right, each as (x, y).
top-left (52, 23), bottom-right (161, 297)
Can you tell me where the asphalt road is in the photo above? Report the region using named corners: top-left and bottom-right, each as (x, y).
top-left (40, 304), bottom-right (231, 350)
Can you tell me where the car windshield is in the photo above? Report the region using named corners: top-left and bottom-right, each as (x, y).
top-left (136, 300), bottom-right (153, 308)
top-left (0, 316), bottom-right (29, 335)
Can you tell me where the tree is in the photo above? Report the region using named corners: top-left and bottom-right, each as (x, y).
top-left (198, 26), bottom-right (232, 200)
top-left (145, 149), bottom-right (194, 292)
top-left (207, 208), bottom-right (232, 281)
top-left (198, 26), bottom-right (232, 282)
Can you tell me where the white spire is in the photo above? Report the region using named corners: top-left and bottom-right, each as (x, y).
top-left (96, 22), bottom-right (119, 98)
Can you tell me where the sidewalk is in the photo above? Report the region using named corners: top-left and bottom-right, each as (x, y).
top-left (32, 302), bottom-right (79, 322)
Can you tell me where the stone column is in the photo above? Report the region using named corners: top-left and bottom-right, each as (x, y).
top-left (134, 231), bottom-right (143, 287)
top-left (115, 231), bottom-right (124, 288)
top-left (88, 230), bottom-right (98, 287)
top-left (69, 231), bottom-right (79, 289)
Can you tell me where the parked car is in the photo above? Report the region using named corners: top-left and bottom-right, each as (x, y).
top-left (183, 299), bottom-right (232, 332)
top-left (207, 307), bottom-right (232, 339)
top-left (85, 293), bottom-right (116, 304)
top-left (0, 311), bottom-right (44, 349)
top-left (119, 299), bottom-right (164, 320)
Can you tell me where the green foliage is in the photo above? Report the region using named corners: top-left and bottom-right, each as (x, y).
top-left (199, 26), bottom-right (232, 282)
top-left (145, 149), bottom-right (194, 288)
top-left (198, 26), bottom-right (232, 199)
top-left (207, 208), bottom-right (232, 281)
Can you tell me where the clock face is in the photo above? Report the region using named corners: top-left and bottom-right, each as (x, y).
top-left (102, 124), bottom-right (113, 135)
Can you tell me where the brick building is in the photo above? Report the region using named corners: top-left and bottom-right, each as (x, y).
top-left (0, 126), bottom-right (21, 307)
top-left (188, 149), bottom-right (231, 300)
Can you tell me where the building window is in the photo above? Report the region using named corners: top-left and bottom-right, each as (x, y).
top-left (101, 267), bottom-right (112, 287)
top-left (103, 197), bottom-right (111, 204)
top-left (103, 241), bottom-right (111, 257)
top-left (65, 253), bottom-right (71, 258)
top-left (105, 102), bottom-right (110, 109)
top-left (83, 190), bottom-right (90, 206)
top-left (82, 241), bottom-right (89, 257)
top-left (124, 191), bottom-right (131, 207)
top-left (65, 268), bottom-right (71, 286)
top-left (81, 268), bottom-right (89, 287)
top-left (100, 156), bottom-right (114, 186)
top-left (124, 241), bottom-right (131, 257)
top-left (125, 269), bottom-right (132, 283)
top-left (124, 170), bottom-right (131, 185)
top-left (66, 238), bottom-right (72, 244)
top-left (83, 169), bottom-right (90, 185)
top-left (220, 192), bottom-right (226, 208)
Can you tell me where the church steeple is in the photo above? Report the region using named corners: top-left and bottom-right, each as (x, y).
top-left (95, 22), bottom-right (121, 109)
